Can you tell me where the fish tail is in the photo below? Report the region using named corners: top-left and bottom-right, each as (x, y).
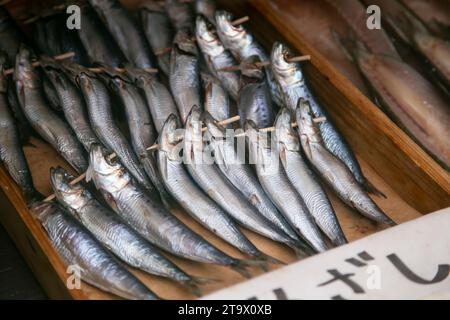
top-left (290, 241), bottom-right (315, 259)
top-left (182, 276), bottom-right (220, 297)
top-left (23, 189), bottom-right (44, 207)
top-left (256, 253), bottom-right (286, 266)
top-left (239, 258), bottom-right (270, 272)
top-left (364, 179), bottom-right (387, 199)
top-left (230, 260), bottom-right (252, 278)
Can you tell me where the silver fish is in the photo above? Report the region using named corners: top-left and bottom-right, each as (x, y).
top-left (14, 46), bottom-right (87, 174)
top-left (204, 112), bottom-right (300, 242)
top-left (65, 63), bottom-right (154, 193)
top-left (87, 144), bottom-right (251, 277)
top-left (170, 29), bottom-right (202, 124)
top-left (50, 166), bottom-right (204, 296)
top-left (195, 0), bottom-right (217, 25)
top-left (78, 5), bottom-right (126, 67)
top-left (296, 99), bottom-right (395, 226)
top-left (274, 108), bottom-right (347, 246)
top-left (40, 58), bottom-right (100, 152)
top-left (31, 201), bottom-right (159, 300)
top-left (0, 7), bottom-right (28, 65)
top-left (0, 54), bottom-right (37, 202)
top-left (140, 3), bottom-right (173, 76)
top-left (196, 16), bottom-right (239, 100)
top-left (184, 107), bottom-right (299, 251)
top-left (215, 10), bottom-right (283, 106)
top-left (158, 110), bottom-right (278, 262)
top-left (88, 0), bottom-right (155, 68)
top-left (201, 73), bottom-right (231, 125)
top-left (238, 57), bottom-right (275, 128)
top-left (165, 0), bottom-right (195, 32)
top-left (126, 67), bottom-right (180, 133)
top-left (42, 76), bottom-right (61, 112)
top-left (271, 42), bottom-right (379, 195)
top-left (105, 71), bottom-right (172, 207)
top-left (245, 120), bottom-right (328, 253)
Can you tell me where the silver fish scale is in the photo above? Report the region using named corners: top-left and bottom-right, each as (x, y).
top-left (100, 172), bottom-right (235, 266)
top-left (203, 75), bottom-right (231, 123)
top-left (158, 152), bottom-right (256, 255)
top-left (196, 18), bottom-right (240, 99)
top-left (280, 145), bottom-right (346, 245)
top-left (89, 0), bottom-right (154, 68)
top-left (297, 103), bottom-right (395, 225)
top-left (69, 195), bottom-right (189, 281)
top-left (247, 133), bottom-right (328, 253)
top-left (239, 81), bottom-right (275, 128)
top-left (184, 123), bottom-right (295, 248)
top-left (207, 132), bottom-right (299, 241)
top-left (0, 93), bottom-right (34, 193)
top-left (141, 8), bottom-right (173, 76)
top-left (40, 204), bottom-right (157, 300)
top-left (275, 68), bottom-right (366, 187)
top-left (136, 75), bottom-right (179, 133)
top-left (170, 49), bottom-right (202, 124)
top-left (309, 142), bottom-right (393, 225)
top-left (20, 88), bottom-right (87, 173)
top-left (215, 20), bottom-right (283, 105)
top-left (79, 75), bottom-right (152, 191)
top-left (47, 70), bottom-right (99, 152)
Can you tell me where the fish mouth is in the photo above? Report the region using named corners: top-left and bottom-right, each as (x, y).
top-left (196, 16), bottom-right (216, 43)
top-left (50, 167), bottom-right (83, 197)
top-left (89, 144), bottom-right (120, 175)
top-left (203, 112), bottom-right (226, 139)
top-left (271, 42), bottom-right (293, 72)
top-left (216, 11), bottom-right (244, 39)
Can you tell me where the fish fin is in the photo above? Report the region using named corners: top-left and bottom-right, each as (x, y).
top-left (230, 261), bottom-right (252, 278)
top-left (363, 179), bottom-right (387, 199)
top-left (182, 276), bottom-right (220, 297)
top-left (85, 164), bottom-right (94, 182)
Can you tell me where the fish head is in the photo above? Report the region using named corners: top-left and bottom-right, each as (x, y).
top-left (215, 10), bottom-right (251, 51)
top-left (274, 108), bottom-right (300, 154)
top-left (296, 99), bottom-right (322, 158)
top-left (50, 166), bottom-right (91, 213)
top-left (158, 114), bottom-right (185, 161)
top-left (14, 45), bottom-right (40, 89)
top-left (271, 42), bottom-right (303, 87)
top-left (184, 106), bottom-right (204, 163)
top-left (87, 144), bottom-right (131, 194)
top-left (195, 16), bottom-right (223, 57)
top-left (174, 29), bottom-right (198, 55)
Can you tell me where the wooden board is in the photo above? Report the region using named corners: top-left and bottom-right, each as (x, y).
top-left (0, 0), bottom-right (447, 300)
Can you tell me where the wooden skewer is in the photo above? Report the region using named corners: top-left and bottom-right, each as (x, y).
top-left (154, 16), bottom-right (250, 56)
top-left (87, 67), bottom-right (159, 74)
top-left (218, 55), bottom-right (311, 72)
top-left (42, 114), bottom-right (325, 202)
top-left (3, 52), bottom-right (76, 76)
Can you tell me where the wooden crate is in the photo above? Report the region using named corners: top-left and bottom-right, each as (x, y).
top-left (0, 0), bottom-right (448, 300)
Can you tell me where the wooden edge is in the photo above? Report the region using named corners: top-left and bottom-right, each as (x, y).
top-left (244, 0), bottom-right (450, 212)
top-left (0, 166), bottom-right (87, 300)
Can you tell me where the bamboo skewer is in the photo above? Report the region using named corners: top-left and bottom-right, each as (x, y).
top-left (218, 55), bottom-right (311, 72)
top-left (3, 52), bottom-right (76, 76)
top-left (154, 16), bottom-right (250, 56)
top-left (42, 114), bottom-right (325, 202)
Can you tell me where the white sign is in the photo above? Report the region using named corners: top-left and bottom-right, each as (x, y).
top-left (204, 209), bottom-right (450, 300)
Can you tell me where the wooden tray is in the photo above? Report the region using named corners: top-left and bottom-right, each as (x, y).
top-left (0, 0), bottom-right (448, 300)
